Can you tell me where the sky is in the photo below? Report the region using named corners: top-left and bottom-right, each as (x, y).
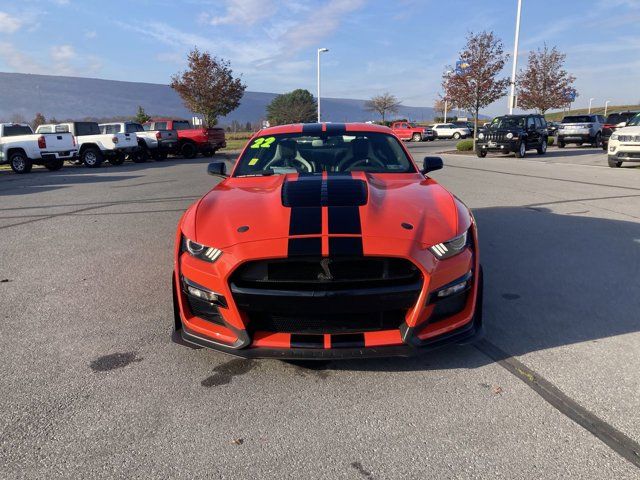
top-left (0, 0), bottom-right (639, 115)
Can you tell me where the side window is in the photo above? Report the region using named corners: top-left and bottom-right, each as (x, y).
top-left (527, 117), bottom-right (536, 129)
top-left (534, 117), bottom-right (542, 128)
top-left (155, 122), bottom-right (167, 130)
top-left (39, 125), bottom-right (53, 133)
top-left (143, 123), bottom-right (152, 131)
top-left (126, 123), bottom-right (143, 133)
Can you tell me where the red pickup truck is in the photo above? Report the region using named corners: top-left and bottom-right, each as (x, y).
top-left (143, 119), bottom-right (226, 158)
top-left (390, 121), bottom-right (435, 142)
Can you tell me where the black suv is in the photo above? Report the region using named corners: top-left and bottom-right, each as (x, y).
top-left (476, 114), bottom-right (548, 158)
top-left (602, 111), bottom-right (640, 151)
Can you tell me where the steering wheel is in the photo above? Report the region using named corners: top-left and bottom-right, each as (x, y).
top-left (264, 156), bottom-right (314, 173)
top-left (340, 157), bottom-right (386, 172)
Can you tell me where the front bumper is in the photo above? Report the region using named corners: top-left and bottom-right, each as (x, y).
top-left (172, 229), bottom-right (482, 359)
top-left (608, 142), bottom-right (640, 162)
top-left (476, 140), bottom-right (518, 153)
top-left (558, 132), bottom-right (593, 142)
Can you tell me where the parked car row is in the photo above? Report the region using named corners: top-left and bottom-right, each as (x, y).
top-left (0, 118), bottom-right (226, 173)
top-left (390, 121), bottom-right (472, 142)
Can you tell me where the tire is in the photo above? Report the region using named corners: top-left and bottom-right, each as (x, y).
top-left (608, 157), bottom-right (622, 168)
top-left (131, 147), bottom-right (148, 163)
top-left (515, 141), bottom-right (526, 158)
top-left (45, 159), bottom-right (64, 171)
top-left (592, 133), bottom-right (602, 148)
top-left (81, 147), bottom-right (103, 168)
top-left (453, 132), bottom-right (461, 140)
top-left (536, 139), bottom-right (547, 155)
top-left (411, 133), bottom-right (422, 142)
top-left (153, 151), bottom-right (168, 161)
top-left (477, 150), bottom-right (487, 158)
top-left (558, 140), bottom-right (565, 148)
top-left (180, 142), bottom-right (197, 159)
top-left (109, 152), bottom-right (126, 165)
top-left (9, 151), bottom-right (32, 174)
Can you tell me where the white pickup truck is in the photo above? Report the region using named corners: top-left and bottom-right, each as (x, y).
top-left (99, 122), bottom-right (178, 162)
top-left (36, 121), bottom-right (138, 167)
top-left (0, 123), bottom-right (77, 174)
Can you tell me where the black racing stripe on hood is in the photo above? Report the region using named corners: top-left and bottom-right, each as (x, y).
top-left (289, 207), bottom-right (322, 235)
top-left (288, 237), bottom-right (322, 256)
top-left (329, 237), bottom-right (363, 256)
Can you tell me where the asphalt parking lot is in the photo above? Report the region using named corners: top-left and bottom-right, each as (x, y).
top-left (1, 146), bottom-right (639, 478)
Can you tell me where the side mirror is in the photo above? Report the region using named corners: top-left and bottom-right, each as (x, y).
top-left (422, 156), bottom-right (443, 174)
top-left (207, 162), bottom-right (227, 178)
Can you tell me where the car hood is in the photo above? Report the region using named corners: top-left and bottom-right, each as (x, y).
top-left (614, 125), bottom-right (640, 135)
top-left (191, 173), bottom-right (466, 249)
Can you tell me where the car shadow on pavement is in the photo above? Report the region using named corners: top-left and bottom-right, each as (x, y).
top-left (303, 205), bottom-right (640, 373)
top-left (542, 148), bottom-right (604, 158)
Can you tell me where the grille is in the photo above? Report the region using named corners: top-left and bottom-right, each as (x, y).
top-left (230, 256), bottom-right (422, 334)
top-left (231, 257), bottom-right (421, 291)
top-left (617, 135), bottom-right (640, 143)
top-left (484, 132), bottom-right (508, 142)
top-left (248, 310), bottom-right (406, 334)
top-left (618, 152), bottom-right (640, 158)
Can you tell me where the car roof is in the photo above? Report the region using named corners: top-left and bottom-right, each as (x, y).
top-left (256, 122), bottom-right (393, 136)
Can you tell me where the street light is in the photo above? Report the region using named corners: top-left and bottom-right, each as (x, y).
top-left (317, 48), bottom-right (329, 122)
top-left (508, 0), bottom-right (523, 114)
top-left (588, 98), bottom-right (595, 114)
top-left (604, 100), bottom-right (611, 117)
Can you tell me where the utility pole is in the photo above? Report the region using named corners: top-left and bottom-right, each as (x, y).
top-left (317, 48), bottom-right (329, 122)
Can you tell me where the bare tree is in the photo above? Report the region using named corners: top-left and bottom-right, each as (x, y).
top-left (31, 112), bottom-right (46, 130)
top-left (171, 48), bottom-right (246, 126)
top-left (364, 93), bottom-right (401, 123)
top-left (433, 97), bottom-right (446, 121)
top-left (516, 45), bottom-right (577, 114)
top-left (443, 31), bottom-right (510, 148)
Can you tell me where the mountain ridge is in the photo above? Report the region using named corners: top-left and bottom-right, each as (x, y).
top-left (0, 71), bottom-right (442, 125)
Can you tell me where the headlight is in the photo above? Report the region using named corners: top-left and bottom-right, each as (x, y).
top-left (611, 133), bottom-right (618, 141)
top-left (506, 132), bottom-right (513, 139)
top-left (478, 132), bottom-right (484, 139)
top-left (181, 236), bottom-right (222, 263)
top-left (429, 230), bottom-right (469, 260)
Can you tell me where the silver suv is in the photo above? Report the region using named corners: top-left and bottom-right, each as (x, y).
top-left (557, 114), bottom-right (605, 148)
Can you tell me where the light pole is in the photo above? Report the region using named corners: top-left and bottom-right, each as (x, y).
top-left (588, 98), bottom-right (595, 114)
top-left (604, 100), bottom-right (611, 117)
top-left (317, 48), bottom-right (329, 123)
top-left (509, 0), bottom-right (523, 114)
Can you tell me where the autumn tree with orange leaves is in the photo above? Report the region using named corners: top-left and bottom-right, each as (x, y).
top-left (443, 31), bottom-right (510, 147)
top-left (170, 48), bottom-right (246, 126)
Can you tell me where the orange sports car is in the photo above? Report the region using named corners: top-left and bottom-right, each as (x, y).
top-left (172, 123), bottom-right (482, 359)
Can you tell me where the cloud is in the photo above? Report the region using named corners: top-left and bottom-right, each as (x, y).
top-left (84, 30), bottom-right (97, 39)
top-left (51, 44), bottom-right (76, 63)
top-left (0, 42), bottom-right (101, 77)
top-left (203, 0), bottom-right (275, 26)
top-left (156, 51), bottom-right (184, 64)
top-left (0, 42), bottom-right (44, 72)
top-left (0, 11), bottom-right (22, 34)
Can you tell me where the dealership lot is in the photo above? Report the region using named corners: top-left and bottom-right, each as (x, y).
top-left (1, 150), bottom-right (639, 478)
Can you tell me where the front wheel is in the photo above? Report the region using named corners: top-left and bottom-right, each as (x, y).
top-left (131, 147), bottom-right (148, 163)
top-left (45, 159), bottom-right (64, 171)
top-left (82, 147), bottom-right (103, 168)
top-left (536, 139), bottom-right (547, 155)
top-left (558, 140), bottom-right (565, 148)
top-left (608, 157), bottom-right (622, 168)
top-left (10, 152), bottom-right (32, 174)
top-left (453, 132), bottom-right (461, 140)
top-left (411, 133), bottom-right (422, 142)
top-left (515, 141), bottom-right (526, 158)
top-left (476, 149), bottom-right (487, 158)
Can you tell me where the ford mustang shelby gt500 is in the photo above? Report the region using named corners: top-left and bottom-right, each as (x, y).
top-left (172, 123), bottom-right (482, 358)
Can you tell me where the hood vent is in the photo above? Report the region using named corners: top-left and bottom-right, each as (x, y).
top-left (282, 176), bottom-right (368, 207)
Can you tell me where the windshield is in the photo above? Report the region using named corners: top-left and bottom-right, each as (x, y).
top-left (562, 116), bottom-right (592, 123)
top-left (234, 132), bottom-right (416, 176)
top-left (489, 117), bottom-right (525, 129)
top-left (607, 112), bottom-right (638, 125)
top-left (627, 114), bottom-right (640, 127)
